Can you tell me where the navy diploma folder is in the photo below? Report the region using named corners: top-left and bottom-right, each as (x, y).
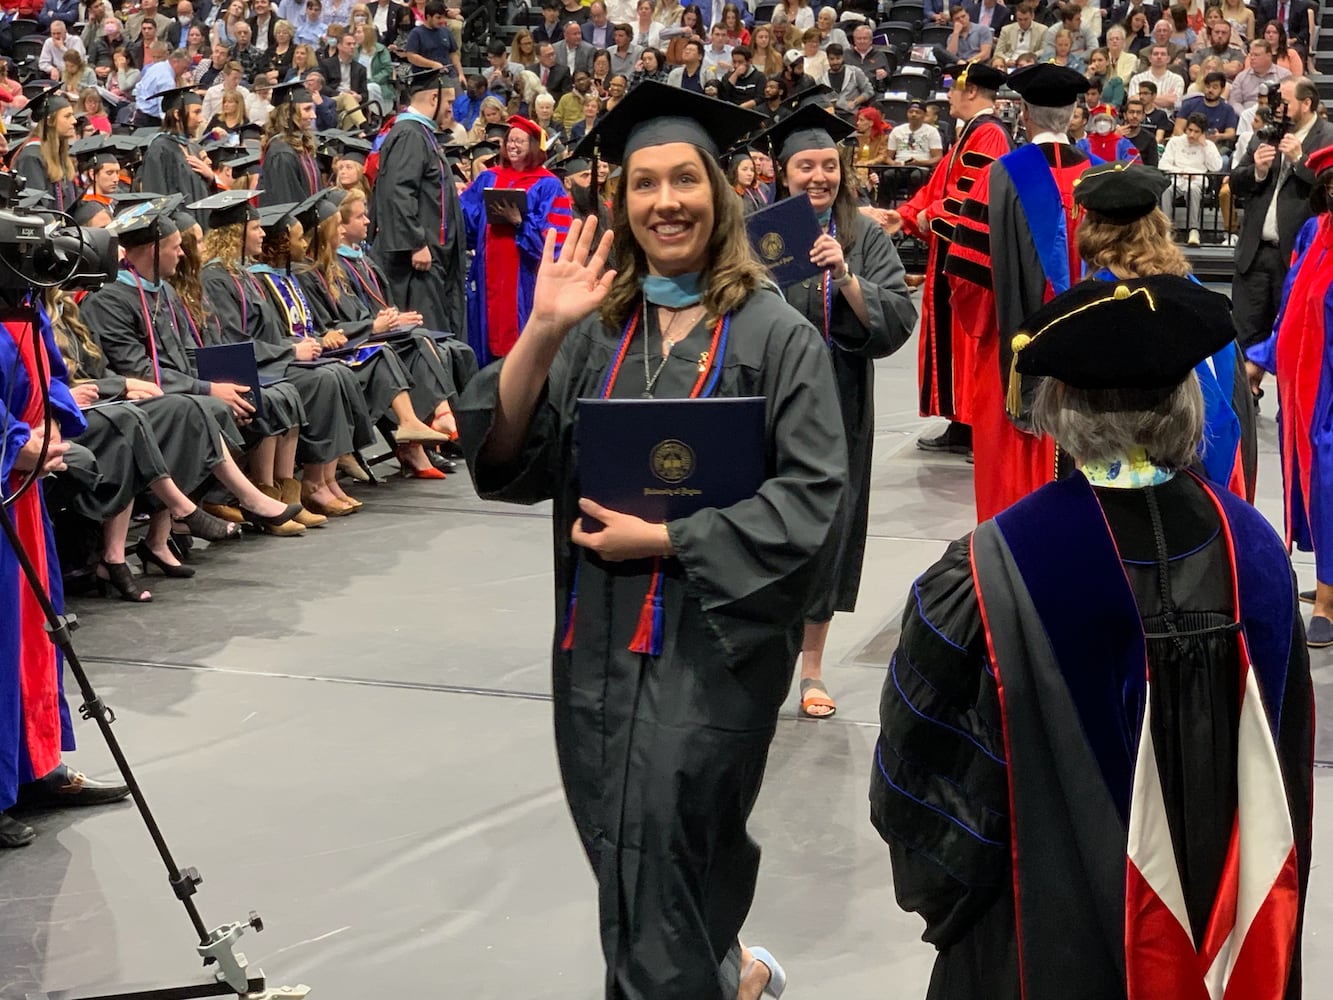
top-left (575, 397), bottom-right (766, 529)
top-left (194, 342), bottom-right (265, 421)
top-left (745, 193), bottom-right (824, 288)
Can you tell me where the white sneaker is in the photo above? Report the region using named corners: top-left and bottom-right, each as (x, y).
top-left (1187, 229), bottom-right (1201, 246)
top-left (1226, 233), bottom-right (1239, 246)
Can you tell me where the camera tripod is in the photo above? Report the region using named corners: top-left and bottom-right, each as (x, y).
top-left (0, 321), bottom-right (308, 1000)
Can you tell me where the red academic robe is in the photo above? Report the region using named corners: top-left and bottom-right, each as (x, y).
top-left (900, 113), bottom-right (1012, 423)
top-left (946, 141), bottom-right (1092, 523)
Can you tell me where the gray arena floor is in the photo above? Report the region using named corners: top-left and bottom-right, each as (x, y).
top-left (2, 325), bottom-right (1330, 999)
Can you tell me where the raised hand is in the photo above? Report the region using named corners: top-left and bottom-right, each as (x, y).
top-left (526, 217), bottom-right (617, 342)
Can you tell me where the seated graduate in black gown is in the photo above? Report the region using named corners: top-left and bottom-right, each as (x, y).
top-left (247, 190), bottom-right (455, 495)
top-left (870, 277), bottom-right (1313, 1000)
top-left (458, 83), bottom-right (850, 1000)
top-left (298, 187), bottom-right (480, 477)
top-left (79, 196), bottom-right (308, 549)
top-left (191, 188), bottom-right (373, 521)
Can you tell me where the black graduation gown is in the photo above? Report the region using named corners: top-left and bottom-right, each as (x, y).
top-left (368, 115), bottom-right (468, 338)
top-left (12, 142), bottom-right (79, 214)
top-left (82, 276), bottom-right (302, 445)
top-left (779, 212), bottom-right (917, 619)
top-left (869, 475), bottom-right (1313, 1000)
top-left (200, 262), bottom-right (372, 463)
top-left (296, 263), bottom-right (463, 420)
top-left (457, 287), bottom-right (848, 1000)
top-left (251, 264), bottom-right (410, 427)
top-left (338, 250), bottom-right (479, 402)
top-left (138, 133), bottom-right (212, 205)
top-left (258, 138), bottom-right (321, 207)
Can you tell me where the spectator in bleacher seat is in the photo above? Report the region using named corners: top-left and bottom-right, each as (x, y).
top-left (1087, 50), bottom-right (1125, 104)
top-left (560, 0), bottom-right (590, 25)
top-left (531, 40), bottom-right (572, 95)
top-left (303, 70), bottom-right (340, 129)
top-left (453, 72), bottom-right (486, 126)
top-left (1107, 0), bottom-right (1161, 37)
top-left (721, 42), bottom-right (764, 104)
top-left (553, 69), bottom-right (594, 125)
top-left (554, 18), bottom-right (596, 75)
top-left (212, 0), bottom-right (247, 47)
top-left (1125, 8), bottom-right (1154, 54)
top-left (845, 22), bottom-right (889, 83)
top-left (483, 37), bottom-right (524, 85)
top-left (631, 45), bottom-right (669, 83)
top-left (1103, 24), bottom-right (1139, 80)
top-left (1187, 18), bottom-right (1243, 81)
top-left (884, 98), bottom-right (941, 189)
top-left (248, 0), bottom-right (279, 48)
top-left (1045, 29), bottom-right (1087, 72)
top-left (996, 3), bottom-right (1046, 67)
top-left (1235, 80), bottom-right (1270, 148)
top-left (604, 0), bottom-right (637, 22)
top-left (319, 19), bottom-right (370, 103)
top-left (1119, 96), bottom-right (1160, 163)
top-left (936, 5), bottom-right (994, 68)
top-left (1039, 3), bottom-right (1096, 58)
top-left (608, 22), bottom-right (641, 74)
top-left (1258, 0), bottom-right (1312, 54)
top-left (232, 22), bottom-right (272, 80)
top-left (128, 0), bottom-right (173, 42)
top-left (826, 43), bottom-right (871, 111)
top-left (107, 46), bottom-right (140, 101)
top-left (701, 21), bottom-right (732, 76)
top-left (357, 22), bottom-right (392, 99)
top-left (36, 0), bottom-right (77, 29)
top-left (665, 4), bottom-right (705, 63)
top-left (965, 0), bottom-right (1011, 33)
top-left (1185, 53), bottom-right (1227, 93)
top-left (533, 0), bottom-right (565, 46)
top-left (1230, 76), bottom-right (1333, 351)
top-left (196, 40), bottom-right (231, 87)
top-left (653, 0), bottom-right (685, 27)
top-left (530, 89), bottom-right (560, 139)
top-left (38, 20), bottom-right (86, 81)
top-left (718, 3), bottom-right (750, 43)
top-left (1136, 79), bottom-right (1174, 135)
top-left (566, 92), bottom-right (602, 143)
top-left (1073, 0), bottom-right (1102, 41)
top-left (1165, 4), bottom-right (1196, 49)
top-left (797, 26), bottom-right (826, 81)
top-left (1230, 37), bottom-right (1289, 112)
top-left (667, 36), bottom-right (706, 88)
top-left (924, 0), bottom-right (949, 25)
top-left (405, 0), bottom-right (462, 80)
top-left (170, 0), bottom-right (208, 46)
top-left (1067, 103), bottom-right (1089, 142)
top-left (813, 6), bottom-right (846, 49)
top-left (583, 0), bottom-right (614, 47)
top-left (1162, 111), bottom-right (1221, 242)
top-left (632, 0), bottom-right (663, 47)
top-left (1261, 19), bottom-right (1302, 75)
top-left (1131, 42), bottom-right (1185, 109)
top-left (469, 93), bottom-right (507, 139)
top-left (283, 41), bottom-right (319, 83)
top-left (318, 0), bottom-right (354, 28)
top-left (1078, 103), bottom-right (1143, 161)
top-left (589, 47), bottom-right (613, 92)
top-left (1176, 69), bottom-right (1237, 153)
top-left (779, 0), bottom-right (814, 30)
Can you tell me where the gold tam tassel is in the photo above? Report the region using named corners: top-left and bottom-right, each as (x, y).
top-left (1007, 333), bottom-right (1031, 418)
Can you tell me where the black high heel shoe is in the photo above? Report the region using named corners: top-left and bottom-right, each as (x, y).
top-left (134, 540), bottom-right (196, 579)
top-left (95, 562), bottom-right (152, 603)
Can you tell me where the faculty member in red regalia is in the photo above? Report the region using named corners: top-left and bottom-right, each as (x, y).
top-left (1, 302), bottom-right (129, 849)
top-left (460, 116), bottom-right (573, 367)
top-left (946, 62), bottom-right (1096, 522)
top-left (888, 60), bottom-right (1012, 455)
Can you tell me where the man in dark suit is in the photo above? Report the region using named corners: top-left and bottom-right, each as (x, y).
top-left (1231, 76), bottom-right (1333, 359)
top-left (165, 0), bottom-right (208, 46)
top-left (965, 0), bottom-right (1011, 33)
top-left (320, 29), bottom-right (371, 103)
top-left (1259, 0), bottom-right (1313, 52)
top-left (553, 20), bottom-right (596, 77)
top-left (581, 0), bottom-right (613, 48)
top-left (530, 40), bottom-right (572, 97)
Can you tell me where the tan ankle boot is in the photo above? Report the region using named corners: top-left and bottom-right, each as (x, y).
top-left (280, 478), bottom-right (328, 528)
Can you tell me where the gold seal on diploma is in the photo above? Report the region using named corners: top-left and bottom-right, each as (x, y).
top-left (650, 439), bottom-right (695, 484)
top-left (758, 231), bottom-right (785, 263)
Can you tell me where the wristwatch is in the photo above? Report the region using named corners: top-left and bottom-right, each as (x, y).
top-left (832, 269), bottom-right (855, 288)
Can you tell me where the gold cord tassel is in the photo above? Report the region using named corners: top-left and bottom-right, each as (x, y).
top-left (1007, 333), bottom-right (1030, 419)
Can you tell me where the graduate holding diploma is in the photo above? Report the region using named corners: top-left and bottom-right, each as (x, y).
top-left (753, 104), bottom-right (917, 719)
top-left (457, 82), bottom-right (849, 1000)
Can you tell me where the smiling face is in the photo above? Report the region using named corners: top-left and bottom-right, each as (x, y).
top-left (783, 145), bottom-right (840, 214)
top-left (626, 141), bottom-right (715, 276)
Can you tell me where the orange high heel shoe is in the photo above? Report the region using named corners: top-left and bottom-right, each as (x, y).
top-left (398, 445), bottom-right (446, 480)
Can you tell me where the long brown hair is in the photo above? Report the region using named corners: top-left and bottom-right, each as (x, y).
top-left (203, 222), bottom-right (246, 272)
top-left (38, 113), bottom-right (76, 185)
top-left (777, 143), bottom-right (859, 253)
top-left (262, 101), bottom-right (317, 155)
top-left (1077, 208), bottom-right (1191, 278)
top-left (172, 227), bottom-right (211, 328)
top-left (47, 287), bottom-right (100, 374)
top-left (259, 223), bottom-right (293, 269)
top-left (312, 211), bottom-right (348, 302)
top-left (600, 151), bottom-right (767, 329)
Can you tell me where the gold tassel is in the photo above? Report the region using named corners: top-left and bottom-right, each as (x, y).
top-left (1007, 333), bottom-right (1031, 419)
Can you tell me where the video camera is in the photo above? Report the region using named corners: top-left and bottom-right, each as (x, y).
top-left (0, 171), bottom-right (117, 292)
top-left (1256, 100), bottom-right (1292, 148)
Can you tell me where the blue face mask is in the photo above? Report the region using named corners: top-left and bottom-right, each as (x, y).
top-left (642, 271), bottom-right (703, 307)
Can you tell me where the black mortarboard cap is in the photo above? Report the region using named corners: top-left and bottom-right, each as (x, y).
top-left (293, 186), bottom-right (346, 230)
top-left (15, 189), bottom-right (53, 211)
top-left (257, 201), bottom-right (299, 231)
top-left (107, 194), bottom-right (185, 248)
top-left (72, 198), bottom-right (112, 226)
top-left (546, 152), bottom-right (591, 176)
top-left (188, 188), bottom-right (260, 228)
top-left (270, 80), bottom-right (313, 107)
top-left (407, 67), bottom-right (448, 94)
top-left (748, 102), bottom-right (855, 162)
top-left (110, 190), bottom-right (171, 206)
top-left (27, 84), bottom-right (72, 122)
top-left (484, 121), bottom-right (511, 142)
top-left (571, 80), bottom-right (765, 165)
top-left (944, 60), bottom-right (1006, 92)
top-left (71, 135), bottom-right (122, 168)
top-left (226, 151), bottom-right (262, 177)
top-left (158, 84), bottom-right (203, 115)
top-left (1072, 162), bottom-right (1171, 224)
top-left (778, 82), bottom-right (836, 116)
top-left (468, 139), bottom-right (500, 162)
top-left (173, 207), bottom-right (197, 232)
top-left (1006, 63), bottom-right (1089, 107)
top-left (1011, 277), bottom-right (1236, 395)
